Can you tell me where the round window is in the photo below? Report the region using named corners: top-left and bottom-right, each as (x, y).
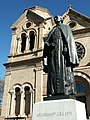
top-left (75, 42), bottom-right (85, 61)
top-left (68, 21), bottom-right (76, 29)
top-left (26, 22), bottom-right (31, 28)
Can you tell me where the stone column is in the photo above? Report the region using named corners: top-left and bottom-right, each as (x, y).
top-left (27, 89), bottom-right (34, 118)
top-left (1, 70), bottom-right (12, 117)
top-left (33, 32), bottom-right (37, 51)
top-left (16, 37), bottom-right (19, 53)
top-left (10, 32), bottom-right (17, 55)
top-left (10, 91), bottom-right (16, 116)
top-left (34, 64), bottom-right (43, 102)
top-left (19, 88), bottom-right (26, 117)
top-left (38, 24), bottom-right (44, 49)
top-left (25, 36), bottom-right (30, 52)
top-left (16, 38), bottom-right (22, 54)
top-left (30, 90), bottom-right (33, 114)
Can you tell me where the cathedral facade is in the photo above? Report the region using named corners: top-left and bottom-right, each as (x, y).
top-left (1, 6), bottom-right (90, 120)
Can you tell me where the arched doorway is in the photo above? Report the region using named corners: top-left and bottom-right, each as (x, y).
top-left (75, 82), bottom-right (88, 118)
top-left (74, 72), bottom-right (90, 119)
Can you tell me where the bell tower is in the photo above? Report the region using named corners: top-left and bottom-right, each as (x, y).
top-left (1, 6), bottom-right (54, 119)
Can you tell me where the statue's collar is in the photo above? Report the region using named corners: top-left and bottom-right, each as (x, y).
top-left (56, 23), bottom-right (62, 26)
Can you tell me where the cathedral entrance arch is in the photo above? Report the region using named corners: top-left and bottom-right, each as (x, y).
top-left (74, 71), bottom-right (90, 118)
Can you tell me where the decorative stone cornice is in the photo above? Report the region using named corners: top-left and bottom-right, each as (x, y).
top-left (68, 8), bottom-right (90, 23)
top-left (73, 27), bottom-right (90, 35)
top-left (4, 57), bottom-right (42, 68)
top-left (8, 48), bottom-right (43, 58)
top-left (63, 6), bottom-right (90, 26)
top-left (26, 6), bottom-right (51, 16)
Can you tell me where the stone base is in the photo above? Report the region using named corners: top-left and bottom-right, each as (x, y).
top-left (32, 99), bottom-right (87, 120)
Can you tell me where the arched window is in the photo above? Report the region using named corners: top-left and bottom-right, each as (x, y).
top-left (24, 86), bottom-right (31, 116)
top-left (15, 87), bottom-right (21, 116)
top-left (76, 83), bottom-right (87, 93)
top-left (29, 31), bottom-right (35, 51)
top-left (21, 33), bottom-right (26, 53)
top-left (75, 73), bottom-right (90, 119)
top-left (76, 83), bottom-right (89, 118)
top-left (9, 83), bottom-right (33, 117)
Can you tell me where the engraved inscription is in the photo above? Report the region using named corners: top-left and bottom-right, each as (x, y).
top-left (37, 111), bottom-right (72, 117)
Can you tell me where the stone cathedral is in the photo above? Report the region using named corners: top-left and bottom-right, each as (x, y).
top-left (1, 6), bottom-right (90, 120)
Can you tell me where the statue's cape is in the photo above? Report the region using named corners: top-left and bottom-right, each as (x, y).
top-left (45, 24), bottom-right (79, 66)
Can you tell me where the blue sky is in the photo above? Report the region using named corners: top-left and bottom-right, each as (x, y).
top-left (0, 0), bottom-right (90, 79)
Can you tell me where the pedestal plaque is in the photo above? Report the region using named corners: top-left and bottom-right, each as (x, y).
top-left (32, 99), bottom-right (87, 120)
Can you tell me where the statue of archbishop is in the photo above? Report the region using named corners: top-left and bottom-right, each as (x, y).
top-left (43, 15), bottom-right (79, 97)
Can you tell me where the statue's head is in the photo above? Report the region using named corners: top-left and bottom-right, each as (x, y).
top-left (54, 15), bottom-right (63, 24)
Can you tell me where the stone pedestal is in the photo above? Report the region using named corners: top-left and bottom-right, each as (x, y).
top-left (32, 99), bottom-right (87, 120)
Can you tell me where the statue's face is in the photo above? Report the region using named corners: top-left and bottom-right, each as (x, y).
top-left (54, 16), bottom-right (63, 24)
top-left (54, 16), bottom-right (60, 22)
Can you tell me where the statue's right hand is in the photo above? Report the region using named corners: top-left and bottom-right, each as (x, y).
top-left (50, 43), bottom-right (55, 50)
top-left (51, 43), bottom-right (55, 47)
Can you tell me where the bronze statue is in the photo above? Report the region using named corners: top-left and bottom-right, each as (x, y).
top-left (43, 15), bottom-right (79, 97)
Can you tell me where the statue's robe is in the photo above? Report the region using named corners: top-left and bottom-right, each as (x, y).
top-left (43, 24), bottom-right (79, 96)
